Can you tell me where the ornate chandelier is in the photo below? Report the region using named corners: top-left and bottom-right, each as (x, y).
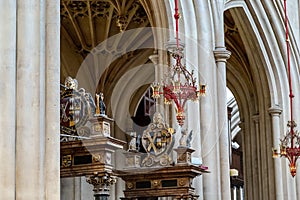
top-left (272, 0), bottom-right (300, 177)
top-left (151, 0), bottom-right (206, 126)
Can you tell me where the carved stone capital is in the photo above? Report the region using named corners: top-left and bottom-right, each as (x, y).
top-left (149, 54), bottom-right (159, 65)
top-left (86, 172), bottom-right (117, 197)
top-left (268, 105), bottom-right (282, 116)
top-left (252, 114), bottom-right (260, 124)
top-left (213, 47), bottom-right (231, 63)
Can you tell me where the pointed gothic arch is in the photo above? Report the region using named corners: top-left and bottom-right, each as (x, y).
top-left (225, 1), bottom-right (300, 199)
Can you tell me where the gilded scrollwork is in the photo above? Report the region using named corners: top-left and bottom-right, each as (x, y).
top-left (86, 173), bottom-right (117, 190)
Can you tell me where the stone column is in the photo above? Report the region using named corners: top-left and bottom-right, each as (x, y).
top-left (252, 115), bottom-right (262, 200)
top-left (193, 0), bottom-right (222, 198)
top-left (180, 0), bottom-right (203, 197)
top-left (200, 59), bottom-right (221, 199)
top-left (239, 187), bottom-right (244, 200)
top-left (15, 0), bottom-right (60, 199)
top-left (214, 47), bottom-right (231, 200)
top-left (45, 0), bottom-right (60, 199)
top-left (16, 1), bottom-right (44, 198)
top-left (231, 186), bottom-right (237, 200)
top-left (0, 1), bottom-right (16, 199)
top-left (268, 106), bottom-right (284, 200)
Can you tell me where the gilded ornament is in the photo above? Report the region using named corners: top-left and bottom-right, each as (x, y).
top-left (127, 182), bottom-right (134, 190)
top-left (179, 178), bottom-right (186, 186)
top-left (92, 154), bottom-right (102, 163)
top-left (152, 180), bottom-right (160, 188)
top-left (62, 155), bottom-right (72, 167)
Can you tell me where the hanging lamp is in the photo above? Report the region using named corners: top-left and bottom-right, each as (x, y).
top-left (272, 0), bottom-right (300, 177)
top-left (151, 0), bottom-right (206, 126)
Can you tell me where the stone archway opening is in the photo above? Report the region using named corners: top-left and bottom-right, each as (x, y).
top-left (224, 4), bottom-right (279, 199)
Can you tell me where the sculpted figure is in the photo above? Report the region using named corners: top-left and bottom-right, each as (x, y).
top-left (95, 92), bottom-right (106, 116)
top-left (64, 76), bottom-right (78, 90)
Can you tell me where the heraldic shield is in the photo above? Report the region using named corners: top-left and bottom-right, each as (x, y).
top-left (60, 77), bottom-right (93, 136)
top-left (141, 112), bottom-right (174, 157)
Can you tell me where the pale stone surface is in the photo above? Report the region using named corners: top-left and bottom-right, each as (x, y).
top-left (0, 1), bottom-right (16, 199)
top-left (0, 0), bottom-right (60, 199)
top-left (214, 47), bottom-right (231, 200)
top-left (192, 0), bottom-right (228, 199)
top-left (61, 177), bottom-right (94, 200)
top-left (16, 1), bottom-right (45, 199)
top-left (181, 0), bottom-right (204, 198)
top-left (45, 0), bottom-right (60, 199)
top-left (269, 106), bottom-right (284, 200)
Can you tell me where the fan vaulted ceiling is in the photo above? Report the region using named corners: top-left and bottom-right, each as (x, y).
top-left (60, 0), bottom-right (154, 87)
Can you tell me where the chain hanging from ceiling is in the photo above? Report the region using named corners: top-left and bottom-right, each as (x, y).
top-left (272, 0), bottom-right (300, 177)
top-left (151, 0), bottom-right (206, 126)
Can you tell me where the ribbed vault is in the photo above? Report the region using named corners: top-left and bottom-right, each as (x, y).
top-left (60, 0), bottom-right (154, 91)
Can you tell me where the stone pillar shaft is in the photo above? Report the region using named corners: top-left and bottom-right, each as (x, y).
top-left (0, 1), bottom-right (16, 199)
top-left (252, 115), bottom-right (262, 200)
top-left (0, 0), bottom-right (60, 200)
top-left (269, 106), bottom-right (284, 199)
top-left (193, 0), bottom-right (221, 198)
top-left (214, 47), bottom-right (231, 200)
top-left (45, 0), bottom-right (60, 199)
top-left (180, 0), bottom-right (203, 198)
top-left (16, 1), bottom-right (44, 198)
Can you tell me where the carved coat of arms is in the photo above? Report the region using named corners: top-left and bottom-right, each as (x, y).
top-left (141, 112), bottom-right (174, 166)
top-left (60, 77), bottom-right (95, 136)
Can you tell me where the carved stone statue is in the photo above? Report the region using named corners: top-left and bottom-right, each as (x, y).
top-left (128, 132), bottom-right (137, 152)
top-left (179, 129), bottom-right (193, 147)
top-left (95, 92), bottom-right (106, 116)
top-left (84, 93), bottom-right (96, 116)
top-left (179, 129), bottom-right (187, 147)
top-left (186, 130), bottom-right (193, 148)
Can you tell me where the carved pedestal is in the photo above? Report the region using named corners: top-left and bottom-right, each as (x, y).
top-left (60, 136), bottom-right (125, 200)
top-left (89, 116), bottom-right (114, 138)
top-left (116, 165), bottom-right (209, 200)
top-left (60, 77), bottom-right (124, 199)
top-left (116, 112), bottom-right (209, 199)
top-left (124, 151), bottom-right (141, 168)
top-left (174, 147), bottom-right (195, 165)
